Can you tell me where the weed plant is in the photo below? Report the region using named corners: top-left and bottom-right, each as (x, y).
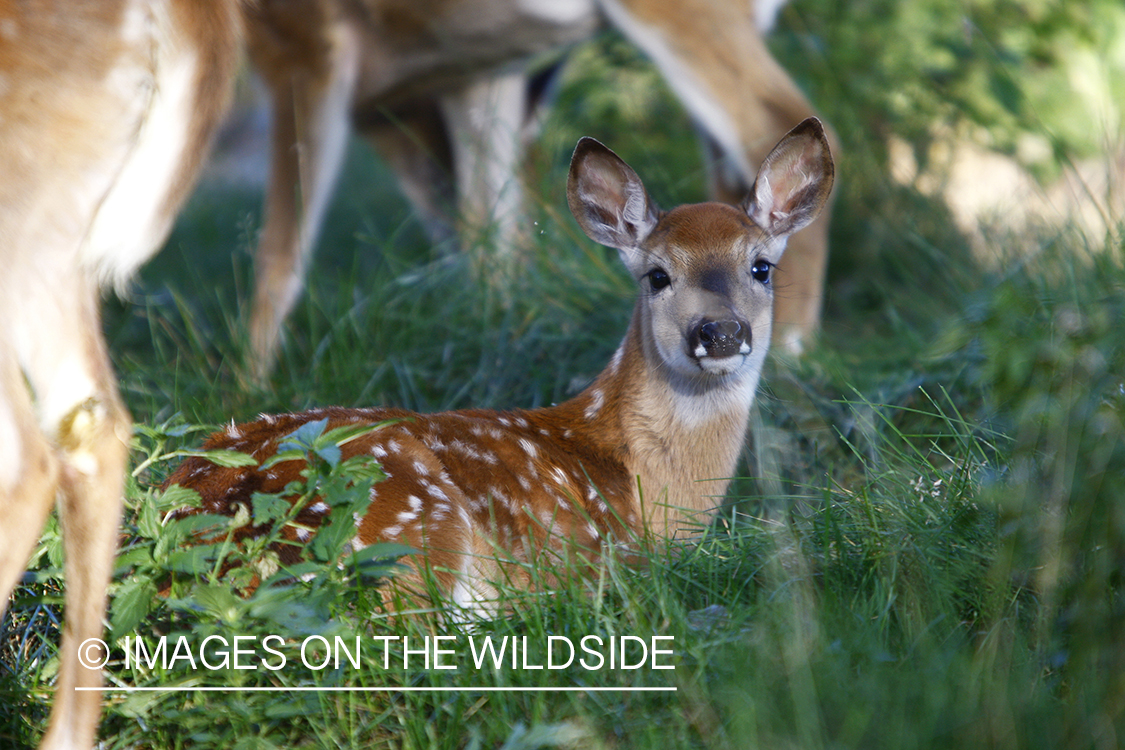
top-left (3, 9), bottom-right (1124, 749)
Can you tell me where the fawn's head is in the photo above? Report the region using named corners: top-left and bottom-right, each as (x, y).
top-left (567, 118), bottom-right (834, 394)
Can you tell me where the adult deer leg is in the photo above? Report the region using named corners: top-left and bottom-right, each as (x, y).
top-left (363, 62), bottom-right (566, 258)
top-left (0, 363), bottom-right (59, 615)
top-left (438, 71), bottom-right (530, 274)
top-left (246, 24), bottom-right (360, 380)
top-left (359, 100), bottom-right (459, 248)
top-left (6, 275), bottom-right (131, 750)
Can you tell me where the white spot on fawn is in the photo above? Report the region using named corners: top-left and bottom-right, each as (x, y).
top-left (519, 438), bottom-right (538, 458)
top-left (490, 487), bottom-right (511, 509)
top-left (450, 439), bottom-right (486, 462)
top-left (609, 344), bottom-right (625, 374)
top-left (585, 390), bottom-right (604, 420)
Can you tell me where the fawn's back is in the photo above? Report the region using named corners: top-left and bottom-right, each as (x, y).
top-left (167, 119), bottom-right (835, 612)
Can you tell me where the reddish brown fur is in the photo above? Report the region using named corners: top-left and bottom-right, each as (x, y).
top-left (168, 403), bottom-right (636, 602)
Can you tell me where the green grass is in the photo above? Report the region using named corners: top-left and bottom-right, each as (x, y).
top-left (4, 15), bottom-right (1125, 750)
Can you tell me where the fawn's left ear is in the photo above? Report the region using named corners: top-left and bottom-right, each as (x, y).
top-left (744, 117), bottom-right (835, 240)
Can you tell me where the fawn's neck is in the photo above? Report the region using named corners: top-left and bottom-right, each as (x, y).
top-left (551, 306), bottom-right (762, 537)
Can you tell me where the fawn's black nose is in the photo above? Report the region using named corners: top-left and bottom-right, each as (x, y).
top-left (690, 319), bottom-right (749, 359)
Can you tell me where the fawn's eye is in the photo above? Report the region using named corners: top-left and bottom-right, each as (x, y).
top-left (647, 268), bottom-right (671, 291)
top-left (751, 260), bottom-right (772, 284)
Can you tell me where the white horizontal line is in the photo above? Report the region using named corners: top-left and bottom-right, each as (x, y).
top-left (78, 686), bottom-right (676, 693)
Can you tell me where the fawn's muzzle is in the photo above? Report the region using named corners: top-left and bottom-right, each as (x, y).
top-left (690, 318), bottom-right (750, 359)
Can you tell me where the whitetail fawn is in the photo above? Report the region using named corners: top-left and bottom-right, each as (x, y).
top-left (241, 0), bottom-right (836, 378)
top-left (168, 118), bottom-right (834, 611)
top-left (0, 3), bottom-right (239, 748)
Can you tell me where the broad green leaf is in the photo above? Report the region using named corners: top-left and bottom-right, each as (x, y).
top-left (172, 448), bottom-right (258, 468)
top-left (314, 442), bottom-right (341, 467)
top-left (322, 419), bottom-right (400, 446)
top-left (156, 484), bottom-right (203, 512)
top-left (165, 544), bottom-right (224, 575)
top-left (278, 417), bottom-right (329, 452)
top-left (110, 578), bottom-right (158, 637)
top-left (113, 546), bottom-right (154, 574)
top-left (185, 583), bottom-right (246, 623)
top-left (261, 449), bottom-right (307, 471)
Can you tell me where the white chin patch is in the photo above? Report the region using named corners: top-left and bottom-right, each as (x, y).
top-left (697, 354), bottom-right (746, 376)
top-left (693, 342), bottom-right (752, 359)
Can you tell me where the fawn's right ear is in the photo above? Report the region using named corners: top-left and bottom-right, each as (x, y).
top-left (567, 137), bottom-right (660, 253)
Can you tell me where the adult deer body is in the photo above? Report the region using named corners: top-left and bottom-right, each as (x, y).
top-left (0, 2), bottom-right (240, 748)
top-left (242, 0), bottom-right (834, 378)
top-left (169, 119), bottom-right (834, 610)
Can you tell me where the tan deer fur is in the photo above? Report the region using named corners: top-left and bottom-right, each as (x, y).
top-left (0, 2), bottom-right (240, 748)
top-left (167, 119), bottom-right (834, 614)
top-left (240, 0), bottom-right (836, 380)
